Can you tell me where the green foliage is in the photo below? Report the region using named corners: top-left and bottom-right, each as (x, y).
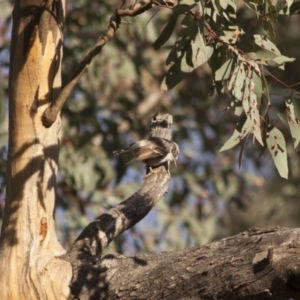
top-left (152, 0), bottom-right (299, 178)
top-left (162, 13), bottom-right (214, 91)
top-left (219, 115), bottom-right (251, 152)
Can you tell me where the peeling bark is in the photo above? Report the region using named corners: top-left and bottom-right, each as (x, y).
top-left (0, 1), bottom-right (71, 299)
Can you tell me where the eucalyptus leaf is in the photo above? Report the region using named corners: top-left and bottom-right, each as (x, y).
top-left (227, 64), bottom-right (239, 90)
top-left (162, 35), bottom-right (213, 91)
top-left (166, 31), bottom-right (190, 65)
top-left (230, 62), bottom-right (246, 101)
top-left (226, 98), bottom-right (243, 116)
top-left (181, 14), bottom-right (198, 39)
top-left (266, 126), bottom-right (288, 179)
top-left (286, 98), bottom-right (300, 148)
top-left (172, 3), bottom-right (197, 17)
top-left (219, 117), bottom-right (251, 152)
top-left (261, 71), bottom-right (271, 107)
top-left (215, 58), bottom-right (236, 81)
top-left (252, 71), bottom-right (262, 103)
top-left (153, 18), bottom-right (177, 50)
top-left (242, 74), bottom-right (251, 115)
top-left (249, 91), bottom-right (263, 146)
top-left (179, 0), bottom-right (196, 4)
top-left (253, 35), bottom-right (281, 56)
top-left (266, 55), bottom-right (295, 69)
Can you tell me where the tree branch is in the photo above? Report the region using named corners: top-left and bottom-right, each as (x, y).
top-left (67, 171), bottom-right (170, 257)
top-left (64, 114), bottom-right (174, 258)
top-left (41, 0), bottom-right (175, 128)
top-left (66, 228), bottom-right (300, 299)
top-left (41, 14), bottom-right (121, 128)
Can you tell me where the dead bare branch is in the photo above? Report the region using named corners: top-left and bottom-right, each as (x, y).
top-left (65, 114), bottom-right (175, 258)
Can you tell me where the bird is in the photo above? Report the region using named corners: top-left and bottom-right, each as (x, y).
top-left (114, 137), bottom-right (179, 177)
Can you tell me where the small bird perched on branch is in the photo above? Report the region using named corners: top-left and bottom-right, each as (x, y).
top-left (114, 137), bottom-right (179, 176)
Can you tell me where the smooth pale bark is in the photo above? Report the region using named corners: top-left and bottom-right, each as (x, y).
top-left (0, 1), bottom-right (71, 299)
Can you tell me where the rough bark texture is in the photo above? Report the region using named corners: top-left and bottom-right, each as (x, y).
top-left (65, 114), bottom-right (174, 258)
top-left (0, 1), bottom-right (71, 299)
top-left (67, 228), bottom-right (300, 299)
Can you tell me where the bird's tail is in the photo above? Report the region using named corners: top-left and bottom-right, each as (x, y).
top-left (113, 149), bottom-right (129, 155)
top-left (113, 150), bottom-right (122, 155)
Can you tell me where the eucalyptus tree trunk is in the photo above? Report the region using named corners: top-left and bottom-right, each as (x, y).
top-left (0, 1), bottom-right (71, 299)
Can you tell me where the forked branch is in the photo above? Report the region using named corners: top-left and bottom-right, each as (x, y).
top-left (41, 0), bottom-right (175, 128)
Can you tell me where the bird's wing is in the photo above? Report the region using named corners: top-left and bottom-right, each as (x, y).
top-left (125, 140), bottom-right (168, 164)
top-left (114, 140), bottom-right (151, 155)
top-left (113, 142), bottom-right (142, 155)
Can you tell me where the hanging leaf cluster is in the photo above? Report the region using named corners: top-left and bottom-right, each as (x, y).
top-left (153, 0), bottom-right (299, 178)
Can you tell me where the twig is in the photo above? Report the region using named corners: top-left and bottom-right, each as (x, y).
top-left (42, 14), bottom-right (121, 127)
